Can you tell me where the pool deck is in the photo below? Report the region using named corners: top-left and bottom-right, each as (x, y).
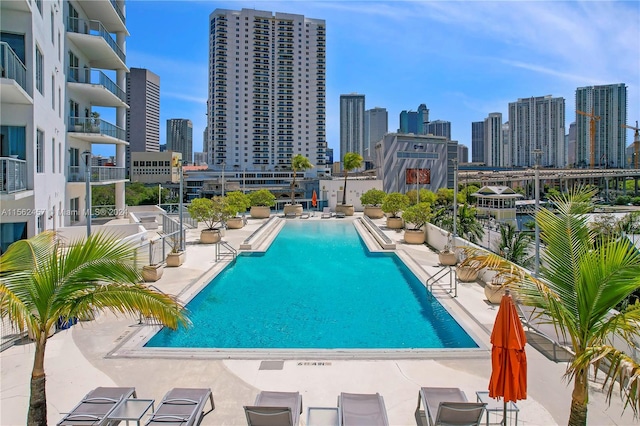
top-left (1, 213), bottom-right (636, 425)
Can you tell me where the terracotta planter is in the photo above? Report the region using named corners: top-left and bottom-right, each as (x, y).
top-left (457, 266), bottom-right (479, 282)
top-left (386, 217), bottom-right (404, 229)
top-left (284, 204), bottom-right (303, 216)
top-left (226, 217), bottom-right (244, 229)
top-left (484, 281), bottom-right (506, 304)
top-left (438, 251), bottom-right (458, 266)
top-left (142, 264), bottom-right (164, 282)
top-left (166, 251), bottom-right (186, 267)
top-left (364, 206), bottom-right (384, 219)
top-left (200, 229), bottom-right (222, 244)
top-left (404, 229), bottom-right (426, 244)
top-left (250, 206), bottom-right (271, 219)
top-left (335, 204), bottom-right (354, 216)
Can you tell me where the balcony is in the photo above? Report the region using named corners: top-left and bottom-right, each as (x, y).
top-left (0, 157), bottom-right (27, 194)
top-left (68, 165), bottom-right (126, 183)
top-left (67, 17), bottom-right (127, 70)
top-left (0, 42), bottom-right (32, 104)
top-left (67, 117), bottom-right (127, 145)
top-left (67, 67), bottom-right (127, 107)
top-left (77, 0), bottom-right (127, 33)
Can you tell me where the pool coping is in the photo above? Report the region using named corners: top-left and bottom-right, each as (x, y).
top-left (108, 218), bottom-right (490, 360)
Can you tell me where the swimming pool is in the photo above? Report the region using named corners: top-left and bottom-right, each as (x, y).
top-left (145, 221), bottom-right (477, 349)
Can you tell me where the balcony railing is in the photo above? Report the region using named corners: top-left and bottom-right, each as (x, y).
top-left (0, 157), bottom-right (27, 193)
top-left (0, 42), bottom-right (29, 95)
top-left (109, 0), bottom-right (125, 25)
top-left (67, 17), bottom-right (125, 64)
top-left (68, 117), bottom-right (126, 141)
top-left (68, 165), bottom-right (126, 182)
top-left (67, 67), bottom-right (126, 102)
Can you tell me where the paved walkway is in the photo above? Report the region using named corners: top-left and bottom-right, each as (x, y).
top-left (1, 214), bottom-right (636, 425)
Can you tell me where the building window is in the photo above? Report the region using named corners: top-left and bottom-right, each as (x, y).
top-left (70, 197), bottom-right (80, 223)
top-left (51, 137), bottom-right (55, 172)
top-left (36, 129), bottom-right (44, 172)
top-left (0, 126), bottom-right (26, 159)
top-left (35, 0), bottom-right (42, 15)
top-left (35, 46), bottom-right (43, 94)
top-left (1, 223), bottom-right (28, 254)
top-left (51, 75), bottom-right (55, 109)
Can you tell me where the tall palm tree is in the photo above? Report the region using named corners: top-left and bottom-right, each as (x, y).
top-left (290, 154), bottom-right (313, 205)
top-left (0, 231), bottom-right (188, 426)
top-left (463, 187), bottom-right (640, 425)
top-left (341, 152), bottom-right (363, 205)
top-left (494, 223), bottom-right (533, 268)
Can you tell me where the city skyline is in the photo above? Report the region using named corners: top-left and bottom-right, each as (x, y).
top-left (120, 0), bottom-right (640, 160)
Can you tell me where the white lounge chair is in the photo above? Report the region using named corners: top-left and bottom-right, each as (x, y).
top-left (58, 386), bottom-right (137, 426)
top-left (415, 387), bottom-right (485, 426)
top-left (146, 388), bottom-right (214, 426)
top-left (244, 390), bottom-right (303, 426)
top-left (338, 392), bottom-right (389, 426)
top-left (321, 207), bottom-right (333, 219)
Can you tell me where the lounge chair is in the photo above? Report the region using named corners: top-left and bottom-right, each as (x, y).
top-left (338, 392), bottom-right (389, 426)
top-left (415, 387), bottom-right (485, 426)
top-left (244, 390), bottom-right (303, 426)
top-left (57, 386), bottom-right (136, 425)
top-left (146, 388), bottom-right (214, 426)
top-left (321, 207), bottom-right (333, 219)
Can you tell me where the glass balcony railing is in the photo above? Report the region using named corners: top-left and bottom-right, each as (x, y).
top-left (67, 67), bottom-right (126, 102)
top-left (68, 116), bottom-right (126, 141)
top-left (0, 42), bottom-right (29, 95)
top-left (67, 17), bottom-right (125, 64)
top-left (68, 165), bottom-right (126, 182)
top-left (0, 157), bottom-right (27, 193)
top-left (109, 0), bottom-right (125, 25)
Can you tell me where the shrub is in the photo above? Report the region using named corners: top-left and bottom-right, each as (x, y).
top-left (401, 202), bottom-right (432, 230)
top-left (225, 191), bottom-right (251, 216)
top-left (381, 192), bottom-right (410, 218)
top-left (249, 189), bottom-right (276, 207)
top-left (360, 188), bottom-right (386, 206)
top-left (187, 197), bottom-right (229, 230)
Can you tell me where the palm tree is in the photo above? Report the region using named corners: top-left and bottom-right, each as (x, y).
top-left (494, 223), bottom-right (533, 268)
top-left (290, 154), bottom-right (313, 205)
top-left (341, 152), bottom-right (363, 205)
top-left (0, 231), bottom-right (188, 426)
top-left (463, 187), bottom-right (640, 425)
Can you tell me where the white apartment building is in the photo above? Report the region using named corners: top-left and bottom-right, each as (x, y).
top-left (484, 113), bottom-right (503, 168)
top-left (1, 0), bottom-right (128, 252)
top-left (207, 8), bottom-right (327, 176)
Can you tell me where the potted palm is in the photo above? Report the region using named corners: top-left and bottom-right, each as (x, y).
top-left (187, 196), bottom-right (229, 243)
top-left (336, 152), bottom-right (363, 216)
top-left (360, 188), bottom-right (386, 219)
top-left (225, 191), bottom-right (251, 229)
top-left (401, 202), bottom-right (432, 244)
top-left (165, 232), bottom-right (186, 267)
top-left (438, 233), bottom-right (458, 266)
top-left (381, 192), bottom-right (410, 229)
top-left (249, 189), bottom-right (276, 219)
top-left (284, 154), bottom-right (313, 217)
top-left (142, 239), bottom-right (165, 281)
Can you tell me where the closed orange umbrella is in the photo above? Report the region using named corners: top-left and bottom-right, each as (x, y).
top-left (311, 189), bottom-right (317, 208)
top-left (489, 290), bottom-right (527, 419)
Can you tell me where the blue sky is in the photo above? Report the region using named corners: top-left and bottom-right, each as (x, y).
top-left (118, 0), bottom-right (640, 159)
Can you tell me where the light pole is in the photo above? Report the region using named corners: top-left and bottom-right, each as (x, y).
top-left (451, 158), bottom-right (458, 240)
top-left (81, 150), bottom-right (92, 237)
top-left (158, 184), bottom-right (162, 206)
top-left (533, 149), bottom-right (542, 276)
top-left (178, 161), bottom-right (184, 251)
top-left (221, 161), bottom-right (226, 197)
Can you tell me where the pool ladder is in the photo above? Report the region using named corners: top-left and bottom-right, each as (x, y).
top-left (426, 265), bottom-right (457, 298)
top-left (215, 240), bottom-right (237, 263)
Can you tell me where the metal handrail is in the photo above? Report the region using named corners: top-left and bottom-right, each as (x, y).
top-left (426, 265), bottom-right (457, 298)
top-left (67, 67), bottom-right (126, 102)
top-left (0, 42), bottom-right (29, 95)
top-left (215, 240), bottom-right (237, 262)
top-left (66, 17), bottom-right (125, 63)
top-left (0, 157), bottom-right (27, 193)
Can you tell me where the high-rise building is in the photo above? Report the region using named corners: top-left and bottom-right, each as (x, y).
top-left (457, 145), bottom-right (469, 163)
top-left (399, 104), bottom-right (429, 134)
top-left (340, 93), bottom-right (365, 162)
top-left (567, 122), bottom-right (576, 167)
top-left (364, 107), bottom-right (388, 165)
top-left (471, 121), bottom-right (485, 163)
top-left (0, 0), bottom-right (128, 252)
top-left (126, 68), bottom-right (160, 174)
top-left (202, 126), bottom-right (209, 163)
top-left (426, 120), bottom-right (451, 140)
top-left (575, 84), bottom-right (627, 168)
top-left (208, 8), bottom-right (327, 175)
top-left (167, 119), bottom-right (193, 164)
top-left (502, 122), bottom-right (511, 167)
top-left (484, 113), bottom-right (503, 167)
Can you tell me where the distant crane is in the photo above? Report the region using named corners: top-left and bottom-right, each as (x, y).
top-left (577, 109), bottom-right (601, 168)
top-left (622, 121), bottom-right (640, 169)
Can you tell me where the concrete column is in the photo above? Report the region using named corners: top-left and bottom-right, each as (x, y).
top-left (115, 31), bottom-right (127, 218)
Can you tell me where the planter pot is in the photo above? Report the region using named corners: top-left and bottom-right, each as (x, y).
top-left (166, 251), bottom-right (186, 267)
top-left (484, 281), bottom-right (506, 304)
top-left (200, 229), bottom-right (222, 244)
top-left (386, 217), bottom-right (404, 229)
top-left (226, 217), bottom-right (244, 229)
top-left (335, 204), bottom-right (354, 216)
top-left (404, 229), bottom-right (426, 244)
top-left (457, 266), bottom-right (479, 282)
top-left (142, 264), bottom-right (164, 282)
top-left (250, 206), bottom-right (271, 219)
top-left (284, 204), bottom-right (303, 216)
top-left (364, 206), bottom-right (384, 219)
top-left (438, 251), bottom-right (458, 266)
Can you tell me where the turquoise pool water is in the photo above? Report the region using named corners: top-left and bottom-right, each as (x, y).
top-left (146, 221), bottom-right (477, 349)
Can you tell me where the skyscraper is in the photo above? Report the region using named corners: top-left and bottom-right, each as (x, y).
top-left (471, 121), bottom-right (485, 163)
top-left (575, 84), bottom-right (627, 168)
top-left (399, 104), bottom-right (429, 134)
top-left (208, 8), bottom-right (327, 174)
top-left (126, 68), bottom-right (160, 173)
top-left (167, 119), bottom-right (193, 164)
top-left (508, 95), bottom-right (565, 168)
top-left (484, 113), bottom-right (503, 167)
top-left (364, 107), bottom-right (388, 165)
top-left (426, 120), bottom-right (451, 140)
top-left (340, 93), bottom-right (365, 162)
